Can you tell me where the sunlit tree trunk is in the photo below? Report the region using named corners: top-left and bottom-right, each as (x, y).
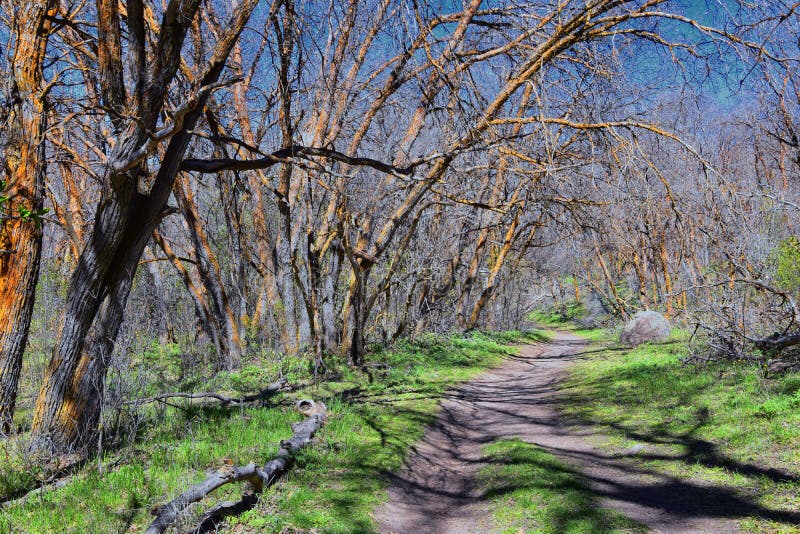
top-left (467, 210), bottom-right (521, 329)
top-left (0, 0), bottom-right (56, 433)
top-left (594, 238), bottom-right (628, 319)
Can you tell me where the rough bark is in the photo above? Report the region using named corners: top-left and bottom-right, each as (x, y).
top-left (0, 0), bottom-right (56, 433)
top-left (467, 210), bottom-right (521, 329)
top-left (30, 0), bottom-right (261, 454)
top-left (755, 332), bottom-right (800, 353)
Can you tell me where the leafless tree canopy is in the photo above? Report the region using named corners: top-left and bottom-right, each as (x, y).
top-left (0, 0), bottom-right (797, 453)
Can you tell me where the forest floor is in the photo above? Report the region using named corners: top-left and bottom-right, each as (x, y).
top-left (374, 331), bottom-right (800, 534)
top-left (1, 328), bottom-right (798, 532)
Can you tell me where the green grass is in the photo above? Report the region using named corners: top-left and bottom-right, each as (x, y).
top-left (0, 330), bottom-right (546, 533)
top-left (6, 327), bottom-right (798, 533)
top-left (529, 301), bottom-right (586, 326)
top-left (561, 333), bottom-right (800, 533)
top-left (569, 326), bottom-right (609, 342)
top-left (480, 439), bottom-right (642, 533)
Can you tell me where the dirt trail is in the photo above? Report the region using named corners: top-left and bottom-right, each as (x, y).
top-left (373, 332), bottom-right (743, 534)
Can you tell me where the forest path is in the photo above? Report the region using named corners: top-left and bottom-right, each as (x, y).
top-left (372, 331), bottom-right (741, 534)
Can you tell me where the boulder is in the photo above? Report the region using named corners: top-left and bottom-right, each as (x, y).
top-left (620, 311), bottom-right (671, 346)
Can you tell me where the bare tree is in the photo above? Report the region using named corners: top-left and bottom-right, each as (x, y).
top-left (31, 0), bottom-right (263, 454)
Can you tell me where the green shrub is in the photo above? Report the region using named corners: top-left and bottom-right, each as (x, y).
top-left (771, 235), bottom-right (800, 294)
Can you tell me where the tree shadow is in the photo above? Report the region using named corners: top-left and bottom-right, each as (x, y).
top-left (478, 439), bottom-right (644, 533)
top-left (362, 341), bottom-right (800, 532)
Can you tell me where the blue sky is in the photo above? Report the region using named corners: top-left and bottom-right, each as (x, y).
top-left (617, 0), bottom-right (767, 109)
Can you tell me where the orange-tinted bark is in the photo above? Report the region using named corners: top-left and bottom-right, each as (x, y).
top-left (659, 234), bottom-right (673, 316)
top-left (0, 0), bottom-right (56, 432)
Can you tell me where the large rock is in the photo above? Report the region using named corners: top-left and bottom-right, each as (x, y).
top-left (620, 311), bottom-right (671, 346)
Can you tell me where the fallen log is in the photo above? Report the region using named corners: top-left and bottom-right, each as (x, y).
top-left (1, 477), bottom-right (71, 509)
top-left (754, 332), bottom-right (800, 352)
top-left (145, 399), bottom-right (326, 534)
top-left (128, 379), bottom-right (287, 408)
top-left (768, 358), bottom-right (800, 375)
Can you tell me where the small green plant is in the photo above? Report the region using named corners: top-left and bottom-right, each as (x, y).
top-left (17, 205), bottom-right (49, 227)
top-left (771, 235), bottom-right (800, 294)
top-left (0, 181), bottom-right (50, 227)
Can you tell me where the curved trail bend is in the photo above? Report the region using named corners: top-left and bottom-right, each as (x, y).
top-left (373, 331), bottom-right (742, 534)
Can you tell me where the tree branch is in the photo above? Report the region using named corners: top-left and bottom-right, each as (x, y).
top-left (180, 145), bottom-right (431, 176)
top-left (127, 379), bottom-right (287, 407)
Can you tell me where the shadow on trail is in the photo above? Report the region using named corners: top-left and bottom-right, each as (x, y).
top-left (604, 419), bottom-right (799, 484)
top-left (370, 336), bottom-right (800, 532)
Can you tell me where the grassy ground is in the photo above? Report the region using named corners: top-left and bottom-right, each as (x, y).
top-left (561, 330), bottom-right (800, 533)
top-left (4, 322), bottom-right (798, 533)
top-left (0, 331), bottom-right (545, 533)
top-left (479, 439), bottom-right (642, 534)
top-left (529, 302), bottom-right (587, 328)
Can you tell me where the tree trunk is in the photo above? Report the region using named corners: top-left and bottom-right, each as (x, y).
top-left (467, 211), bottom-right (520, 329)
top-left (320, 245), bottom-right (342, 352)
top-left (174, 176), bottom-right (242, 370)
top-left (30, 0), bottom-right (262, 453)
top-left (272, 0), bottom-right (301, 354)
top-left (0, 0), bottom-right (56, 433)
top-left (30, 167), bottom-right (157, 453)
top-left (347, 266), bottom-right (369, 365)
top-left (276, 223), bottom-right (301, 352)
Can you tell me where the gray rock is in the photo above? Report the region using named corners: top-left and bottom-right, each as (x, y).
top-left (620, 311), bottom-right (671, 346)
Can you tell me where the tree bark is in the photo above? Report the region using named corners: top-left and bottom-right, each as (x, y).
top-left (0, 0), bottom-right (56, 433)
top-left (145, 399), bottom-right (326, 534)
top-left (467, 210), bottom-right (521, 329)
top-left (31, 0), bottom-right (260, 454)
